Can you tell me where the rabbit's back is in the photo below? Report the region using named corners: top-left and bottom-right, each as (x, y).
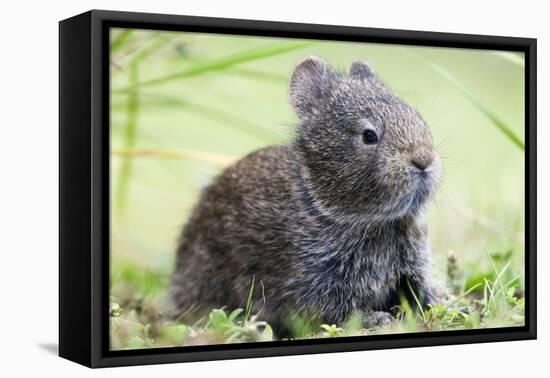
top-left (170, 145), bottom-right (297, 320)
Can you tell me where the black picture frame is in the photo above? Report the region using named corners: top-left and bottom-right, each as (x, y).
top-left (59, 9), bottom-right (537, 368)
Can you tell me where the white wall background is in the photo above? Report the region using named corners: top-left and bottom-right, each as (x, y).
top-left (0, 0), bottom-right (546, 376)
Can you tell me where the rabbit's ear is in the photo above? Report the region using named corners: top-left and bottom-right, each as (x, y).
top-left (350, 61), bottom-right (375, 80)
top-left (289, 56), bottom-right (335, 120)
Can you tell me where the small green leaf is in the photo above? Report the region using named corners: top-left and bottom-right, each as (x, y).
top-left (208, 308), bottom-right (229, 332)
top-left (262, 324), bottom-right (274, 341)
top-left (228, 308), bottom-right (244, 323)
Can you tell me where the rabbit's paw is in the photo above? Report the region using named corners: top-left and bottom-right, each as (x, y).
top-left (363, 311), bottom-right (394, 328)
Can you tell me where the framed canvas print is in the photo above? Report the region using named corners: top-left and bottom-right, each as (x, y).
top-left (59, 10), bottom-right (537, 368)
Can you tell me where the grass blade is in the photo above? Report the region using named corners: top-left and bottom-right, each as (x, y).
top-left (491, 52), bottom-right (525, 68)
top-left (133, 92), bottom-right (283, 142)
top-left (483, 277), bottom-right (495, 314)
top-left (111, 148), bottom-right (237, 167)
top-left (502, 274), bottom-right (522, 290)
top-left (173, 48), bottom-right (289, 83)
top-left (113, 34), bottom-right (183, 216)
top-left (110, 29), bottom-right (134, 53)
top-left (448, 282), bottom-right (482, 308)
top-left (410, 52), bottom-right (524, 150)
top-left (122, 33), bottom-right (177, 66)
top-left (213, 66), bottom-right (288, 83)
top-left (484, 248), bottom-right (509, 295)
top-left (245, 275), bottom-right (256, 322)
top-left (113, 40), bottom-right (315, 93)
top-left (115, 61), bottom-right (139, 216)
top-left (406, 279), bottom-right (425, 321)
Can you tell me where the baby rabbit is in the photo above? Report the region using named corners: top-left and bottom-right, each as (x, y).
top-left (170, 56), bottom-right (442, 336)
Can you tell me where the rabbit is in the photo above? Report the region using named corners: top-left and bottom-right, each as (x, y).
top-left (169, 56), bottom-right (442, 337)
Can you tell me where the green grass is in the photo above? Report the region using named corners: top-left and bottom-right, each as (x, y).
top-left (108, 28), bottom-right (525, 350)
top-left (109, 249), bottom-right (524, 349)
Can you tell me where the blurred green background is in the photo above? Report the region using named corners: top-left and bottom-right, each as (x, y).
top-left (109, 28), bottom-right (525, 349)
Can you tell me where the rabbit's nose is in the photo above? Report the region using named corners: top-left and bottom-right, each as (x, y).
top-left (411, 150), bottom-right (434, 171)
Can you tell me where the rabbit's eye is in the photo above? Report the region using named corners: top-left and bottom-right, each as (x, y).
top-left (362, 129), bottom-right (379, 144)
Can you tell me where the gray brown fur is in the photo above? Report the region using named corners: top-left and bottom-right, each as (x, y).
top-left (169, 57), bottom-right (442, 335)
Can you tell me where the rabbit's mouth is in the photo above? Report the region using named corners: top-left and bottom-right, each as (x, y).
top-left (408, 172), bottom-right (437, 210)
top-left (387, 174), bottom-right (436, 217)
top-left (416, 166), bottom-right (434, 177)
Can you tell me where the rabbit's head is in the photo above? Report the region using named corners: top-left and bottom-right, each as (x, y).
top-left (290, 56), bottom-right (441, 222)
